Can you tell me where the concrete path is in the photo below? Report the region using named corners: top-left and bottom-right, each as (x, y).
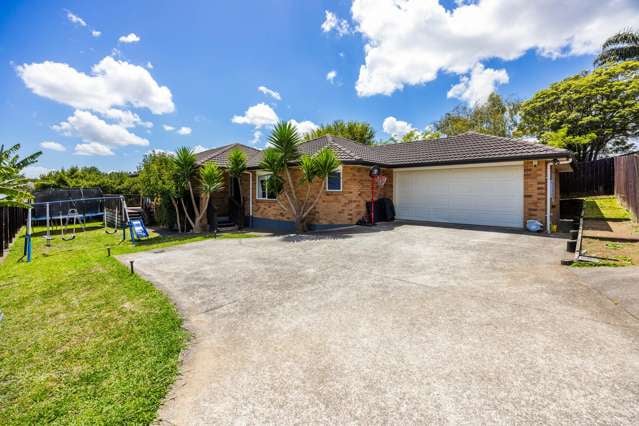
top-left (120, 224), bottom-right (639, 424)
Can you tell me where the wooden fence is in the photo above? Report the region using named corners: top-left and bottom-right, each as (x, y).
top-left (615, 153), bottom-right (639, 222)
top-left (560, 157), bottom-right (615, 197)
top-left (1, 207), bottom-right (26, 257)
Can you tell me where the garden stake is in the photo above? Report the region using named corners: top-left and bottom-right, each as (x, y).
top-left (130, 260), bottom-right (135, 274)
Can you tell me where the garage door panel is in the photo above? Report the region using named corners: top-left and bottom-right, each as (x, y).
top-left (395, 165), bottom-right (523, 228)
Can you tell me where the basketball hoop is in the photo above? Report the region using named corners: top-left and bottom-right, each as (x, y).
top-left (369, 173), bottom-right (387, 225)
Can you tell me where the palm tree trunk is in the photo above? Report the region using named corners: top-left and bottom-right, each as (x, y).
top-left (187, 181), bottom-right (201, 218)
top-left (170, 196), bottom-right (182, 233)
top-left (180, 197), bottom-right (196, 230)
top-left (194, 194), bottom-right (210, 233)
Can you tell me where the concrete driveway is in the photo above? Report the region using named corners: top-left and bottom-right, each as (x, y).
top-left (120, 224), bottom-right (639, 424)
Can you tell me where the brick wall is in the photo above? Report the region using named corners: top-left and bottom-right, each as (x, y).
top-left (244, 165), bottom-right (393, 226)
top-left (523, 159), bottom-right (559, 227)
top-left (242, 161), bottom-right (557, 230)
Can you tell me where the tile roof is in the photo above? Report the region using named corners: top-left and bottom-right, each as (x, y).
top-left (195, 143), bottom-right (261, 167)
top-left (370, 132), bottom-right (571, 167)
top-left (244, 132), bottom-right (570, 169)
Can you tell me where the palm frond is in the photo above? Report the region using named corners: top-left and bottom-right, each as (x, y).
top-left (259, 148), bottom-right (285, 174)
top-left (311, 148), bottom-right (341, 179)
top-left (0, 199), bottom-right (31, 209)
top-left (199, 162), bottom-right (224, 194)
top-left (595, 29), bottom-right (639, 66)
top-left (267, 121), bottom-right (300, 163)
top-left (227, 148), bottom-right (247, 178)
top-left (602, 29), bottom-right (639, 50)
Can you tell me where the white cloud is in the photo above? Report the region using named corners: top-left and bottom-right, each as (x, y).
top-left (104, 108), bottom-right (153, 128)
top-left (447, 63), bottom-right (509, 105)
top-left (192, 145), bottom-right (208, 153)
top-left (146, 61), bottom-right (153, 69)
top-left (53, 110), bottom-right (149, 148)
top-left (382, 116), bottom-right (414, 138)
top-left (66, 11), bottom-right (86, 27)
top-left (351, 0), bottom-right (639, 97)
top-left (17, 56), bottom-right (174, 114)
top-left (326, 70), bottom-right (337, 84)
top-left (250, 130), bottom-right (262, 145)
top-left (40, 141), bottom-right (66, 152)
top-left (91, 30), bottom-right (101, 37)
top-left (258, 85), bottom-right (281, 101)
top-left (23, 165), bottom-right (53, 178)
top-left (74, 142), bottom-right (115, 156)
top-left (163, 124), bottom-right (175, 131)
top-left (176, 126), bottom-right (192, 135)
top-left (321, 10), bottom-right (351, 36)
top-left (289, 119), bottom-right (319, 137)
top-left (231, 102), bottom-right (279, 128)
top-left (118, 33), bottom-right (140, 44)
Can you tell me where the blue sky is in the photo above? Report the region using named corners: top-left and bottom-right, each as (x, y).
top-left (1, 0), bottom-right (635, 176)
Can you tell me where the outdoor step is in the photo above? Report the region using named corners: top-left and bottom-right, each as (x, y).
top-left (217, 225), bottom-right (238, 232)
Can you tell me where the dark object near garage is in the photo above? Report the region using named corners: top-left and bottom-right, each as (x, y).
top-left (366, 198), bottom-right (395, 222)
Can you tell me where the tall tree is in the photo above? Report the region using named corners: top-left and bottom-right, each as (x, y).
top-left (261, 122), bottom-right (341, 233)
top-left (305, 120), bottom-right (376, 145)
top-left (435, 93), bottom-right (521, 137)
top-left (518, 61), bottom-right (639, 161)
top-left (378, 128), bottom-right (443, 144)
top-left (595, 29), bottom-right (639, 67)
top-left (173, 147), bottom-right (224, 233)
top-left (137, 151), bottom-right (182, 231)
top-left (227, 148), bottom-right (248, 227)
top-left (0, 144), bottom-right (42, 208)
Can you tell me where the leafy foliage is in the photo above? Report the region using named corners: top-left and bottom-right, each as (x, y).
top-left (227, 148), bottom-right (247, 180)
top-left (519, 61), bottom-right (639, 161)
top-left (379, 128), bottom-right (443, 144)
top-left (171, 147), bottom-right (224, 232)
top-left (34, 167), bottom-right (139, 194)
top-left (137, 152), bottom-right (179, 228)
top-left (199, 162), bottom-right (224, 194)
top-left (595, 29), bottom-right (639, 67)
top-left (305, 120), bottom-right (376, 145)
top-left (261, 122), bottom-right (341, 232)
top-left (0, 143), bottom-right (42, 208)
top-left (435, 93), bottom-right (521, 137)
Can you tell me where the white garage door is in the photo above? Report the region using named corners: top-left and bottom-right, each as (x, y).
top-left (394, 163), bottom-right (524, 228)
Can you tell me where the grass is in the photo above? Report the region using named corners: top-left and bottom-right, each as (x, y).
top-left (583, 196), bottom-right (632, 220)
top-left (0, 224), bottom-right (257, 424)
top-left (573, 237), bottom-right (638, 267)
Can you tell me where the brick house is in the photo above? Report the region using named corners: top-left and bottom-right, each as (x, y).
top-left (196, 132), bottom-right (572, 232)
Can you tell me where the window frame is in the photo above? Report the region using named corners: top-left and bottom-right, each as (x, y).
top-left (325, 166), bottom-right (343, 192)
top-left (256, 171), bottom-right (277, 200)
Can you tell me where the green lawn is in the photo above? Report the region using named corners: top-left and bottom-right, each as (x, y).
top-left (582, 196), bottom-right (632, 220)
top-left (0, 224), bottom-right (257, 424)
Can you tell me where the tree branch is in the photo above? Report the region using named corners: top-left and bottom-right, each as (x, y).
top-left (188, 181), bottom-right (200, 217)
top-left (180, 197), bottom-right (196, 229)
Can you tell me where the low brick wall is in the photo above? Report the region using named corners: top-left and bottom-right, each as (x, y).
top-left (245, 165), bottom-right (393, 227)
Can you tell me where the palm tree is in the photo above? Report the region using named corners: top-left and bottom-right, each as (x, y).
top-left (227, 148), bottom-right (247, 227)
top-left (0, 144), bottom-right (42, 208)
top-left (595, 29), bottom-right (639, 67)
top-left (260, 121), bottom-right (341, 233)
top-left (173, 147), bottom-right (224, 233)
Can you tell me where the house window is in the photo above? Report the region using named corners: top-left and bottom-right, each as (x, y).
top-left (257, 173), bottom-right (277, 200)
top-left (326, 166), bottom-right (342, 192)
